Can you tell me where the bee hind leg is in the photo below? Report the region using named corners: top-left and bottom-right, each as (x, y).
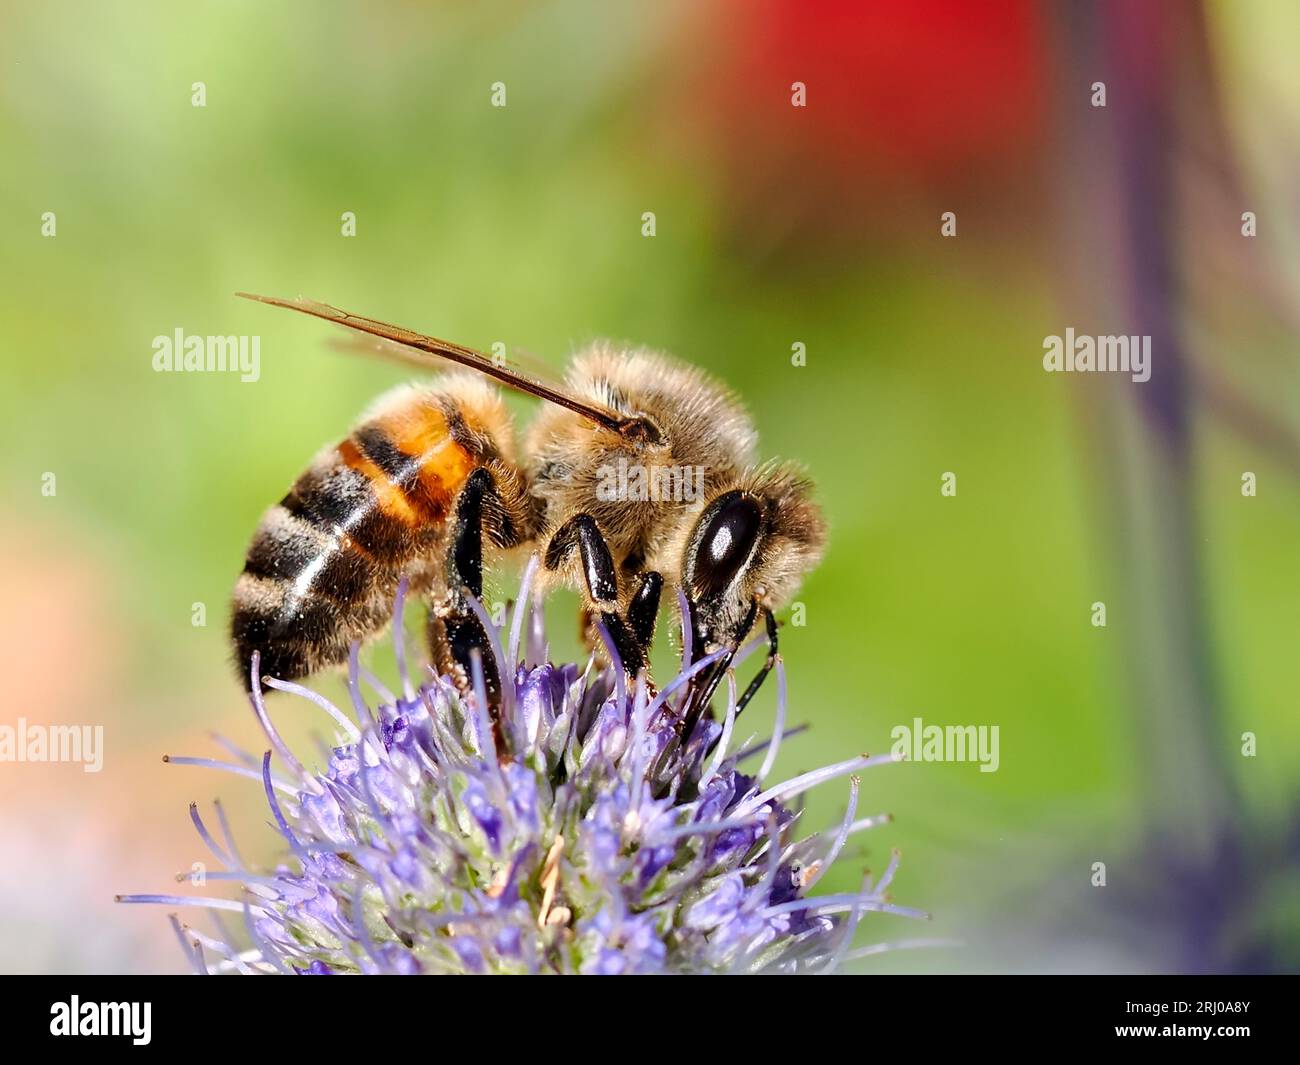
top-left (429, 465), bottom-right (527, 708)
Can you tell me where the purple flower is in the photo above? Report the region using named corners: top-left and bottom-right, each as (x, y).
top-left (120, 568), bottom-right (925, 973)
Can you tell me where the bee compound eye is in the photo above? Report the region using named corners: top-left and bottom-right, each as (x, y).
top-left (688, 491), bottom-right (763, 602)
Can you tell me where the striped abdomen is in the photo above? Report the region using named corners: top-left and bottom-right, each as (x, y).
top-left (230, 383), bottom-right (491, 686)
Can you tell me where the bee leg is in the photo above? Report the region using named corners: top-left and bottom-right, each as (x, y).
top-left (678, 597), bottom-right (759, 742)
top-left (544, 513), bottom-right (618, 601)
top-left (544, 513), bottom-right (646, 677)
top-left (627, 571), bottom-right (663, 654)
top-left (699, 608), bottom-right (779, 763)
top-left (433, 466), bottom-right (524, 707)
top-left (732, 607), bottom-right (778, 718)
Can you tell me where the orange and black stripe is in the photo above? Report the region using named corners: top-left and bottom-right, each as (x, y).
top-left (230, 391), bottom-right (490, 686)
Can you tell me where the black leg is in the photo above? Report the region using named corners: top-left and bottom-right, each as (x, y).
top-left (544, 513), bottom-right (618, 605)
top-left (627, 571), bottom-right (663, 651)
top-left (686, 599), bottom-right (709, 665)
top-left (436, 468), bottom-right (504, 702)
top-left (452, 468), bottom-right (494, 598)
top-left (700, 609), bottom-right (778, 763)
top-left (733, 607), bottom-right (778, 719)
top-left (678, 597), bottom-right (759, 743)
top-left (598, 610), bottom-right (646, 677)
top-left (597, 569), bottom-right (661, 682)
top-left (545, 514), bottom-right (662, 678)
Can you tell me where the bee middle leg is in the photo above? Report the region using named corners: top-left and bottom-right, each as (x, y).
top-left (627, 570), bottom-right (663, 652)
top-left (544, 514), bottom-right (662, 678)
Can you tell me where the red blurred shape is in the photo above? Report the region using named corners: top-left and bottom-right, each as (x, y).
top-left (710, 0), bottom-right (1047, 176)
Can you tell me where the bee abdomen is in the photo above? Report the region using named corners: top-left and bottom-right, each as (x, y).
top-left (231, 571), bottom-right (383, 685)
top-left (230, 402), bottom-right (480, 686)
top-left (280, 454), bottom-right (421, 564)
top-left (244, 506), bottom-right (366, 597)
top-left (230, 501), bottom-right (403, 685)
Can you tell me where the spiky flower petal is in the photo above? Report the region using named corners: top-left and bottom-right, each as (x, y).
top-left (122, 568), bottom-right (923, 973)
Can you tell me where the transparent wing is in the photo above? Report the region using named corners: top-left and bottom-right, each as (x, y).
top-left (237, 292), bottom-right (626, 432)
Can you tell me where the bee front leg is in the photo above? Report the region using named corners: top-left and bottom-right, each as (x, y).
top-left (733, 606), bottom-right (779, 718)
top-left (694, 607), bottom-right (779, 764)
top-left (544, 513), bottom-right (648, 678)
top-left (678, 597), bottom-right (760, 742)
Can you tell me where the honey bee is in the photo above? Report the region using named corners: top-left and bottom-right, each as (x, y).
top-left (231, 295), bottom-right (825, 721)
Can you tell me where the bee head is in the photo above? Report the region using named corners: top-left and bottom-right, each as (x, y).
top-left (682, 463), bottom-right (826, 649)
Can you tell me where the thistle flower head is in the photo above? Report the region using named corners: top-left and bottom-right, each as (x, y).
top-left (122, 562), bottom-right (923, 973)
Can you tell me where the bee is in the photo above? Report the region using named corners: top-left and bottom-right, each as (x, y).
top-left (230, 295), bottom-right (825, 720)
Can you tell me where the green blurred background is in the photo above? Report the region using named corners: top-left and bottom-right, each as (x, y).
top-left (1, 0), bottom-right (1297, 973)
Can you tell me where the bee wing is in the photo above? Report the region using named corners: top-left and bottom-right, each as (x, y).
top-left (322, 329), bottom-right (570, 404)
top-left (236, 292), bottom-right (628, 433)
